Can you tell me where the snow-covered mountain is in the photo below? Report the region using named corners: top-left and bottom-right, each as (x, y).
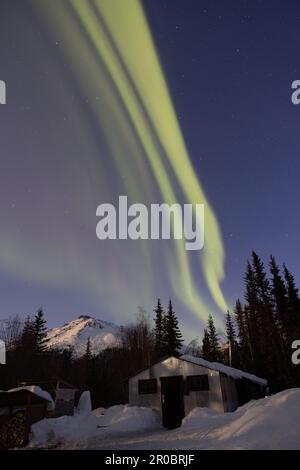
top-left (46, 315), bottom-right (120, 357)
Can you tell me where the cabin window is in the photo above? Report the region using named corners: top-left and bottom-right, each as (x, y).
top-left (187, 374), bottom-right (209, 392)
top-left (138, 378), bottom-right (157, 394)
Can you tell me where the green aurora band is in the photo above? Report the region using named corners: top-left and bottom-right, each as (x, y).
top-left (33, 0), bottom-right (228, 327)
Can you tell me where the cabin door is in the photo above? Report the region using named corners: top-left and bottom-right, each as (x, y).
top-left (160, 376), bottom-right (184, 429)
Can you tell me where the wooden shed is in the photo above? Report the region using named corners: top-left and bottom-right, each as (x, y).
top-left (0, 389), bottom-right (52, 448)
top-left (128, 355), bottom-right (267, 429)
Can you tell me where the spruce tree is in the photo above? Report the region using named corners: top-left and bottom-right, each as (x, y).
top-left (269, 257), bottom-right (295, 386)
top-left (225, 311), bottom-right (237, 367)
top-left (16, 312), bottom-right (47, 379)
top-left (225, 311), bottom-right (236, 344)
top-left (164, 300), bottom-right (183, 356)
top-left (201, 329), bottom-right (211, 360)
top-left (270, 256), bottom-right (289, 340)
top-left (34, 308), bottom-right (48, 354)
top-left (207, 314), bottom-right (221, 362)
top-left (244, 255), bottom-right (269, 377)
top-left (153, 299), bottom-right (165, 357)
top-left (244, 261), bottom-right (260, 358)
top-left (283, 264), bottom-right (300, 339)
top-left (85, 337), bottom-right (95, 390)
top-left (234, 299), bottom-right (252, 370)
top-left (245, 255), bottom-right (280, 375)
top-left (19, 315), bottom-right (35, 356)
top-left (283, 265), bottom-right (300, 386)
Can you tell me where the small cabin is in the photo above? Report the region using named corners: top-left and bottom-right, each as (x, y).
top-left (128, 355), bottom-right (267, 429)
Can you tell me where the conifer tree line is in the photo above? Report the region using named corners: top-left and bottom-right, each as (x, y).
top-left (201, 252), bottom-right (300, 392)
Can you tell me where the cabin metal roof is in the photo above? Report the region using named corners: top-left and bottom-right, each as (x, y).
top-left (128, 355), bottom-right (267, 386)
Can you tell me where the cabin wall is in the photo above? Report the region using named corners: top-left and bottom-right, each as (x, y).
top-left (128, 368), bottom-right (161, 411)
top-left (128, 357), bottom-right (225, 414)
top-left (219, 373), bottom-right (239, 412)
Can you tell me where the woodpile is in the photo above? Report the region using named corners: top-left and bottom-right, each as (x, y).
top-left (0, 411), bottom-right (27, 449)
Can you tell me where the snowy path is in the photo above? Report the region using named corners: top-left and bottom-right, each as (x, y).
top-left (59, 408), bottom-right (250, 450)
top-left (79, 425), bottom-right (231, 450)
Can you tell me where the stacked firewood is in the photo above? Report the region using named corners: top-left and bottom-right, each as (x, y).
top-left (0, 411), bottom-right (27, 449)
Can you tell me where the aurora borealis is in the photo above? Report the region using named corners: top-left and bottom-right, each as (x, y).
top-left (0, 0), bottom-right (300, 338)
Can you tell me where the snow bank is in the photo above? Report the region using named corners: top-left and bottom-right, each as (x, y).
top-left (29, 389), bottom-right (300, 449)
top-left (214, 388), bottom-right (300, 449)
top-left (8, 386), bottom-right (54, 411)
top-left (175, 388), bottom-right (300, 449)
top-left (29, 412), bottom-right (100, 447)
top-left (181, 354), bottom-right (267, 386)
top-left (29, 405), bottom-right (160, 448)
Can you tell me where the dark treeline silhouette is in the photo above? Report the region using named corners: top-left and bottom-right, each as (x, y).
top-left (0, 303), bottom-right (183, 408)
top-left (201, 252), bottom-right (300, 392)
top-left (1, 252), bottom-right (300, 405)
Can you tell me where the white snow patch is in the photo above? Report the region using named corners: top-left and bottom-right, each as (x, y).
top-left (77, 391), bottom-right (92, 415)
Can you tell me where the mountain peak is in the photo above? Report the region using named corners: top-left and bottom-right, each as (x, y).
top-left (46, 316), bottom-right (120, 357)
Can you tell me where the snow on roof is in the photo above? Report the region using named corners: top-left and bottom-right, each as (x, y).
top-left (8, 386), bottom-right (54, 410)
top-left (180, 355), bottom-right (267, 386)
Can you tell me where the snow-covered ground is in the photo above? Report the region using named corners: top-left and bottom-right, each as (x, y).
top-left (28, 389), bottom-right (300, 450)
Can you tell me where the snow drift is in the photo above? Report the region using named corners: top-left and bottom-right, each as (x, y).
top-left (210, 388), bottom-right (300, 449)
top-left (28, 389), bottom-right (300, 450)
top-left (29, 405), bottom-right (161, 449)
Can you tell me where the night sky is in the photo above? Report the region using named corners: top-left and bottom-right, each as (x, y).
top-left (0, 0), bottom-right (300, 340)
